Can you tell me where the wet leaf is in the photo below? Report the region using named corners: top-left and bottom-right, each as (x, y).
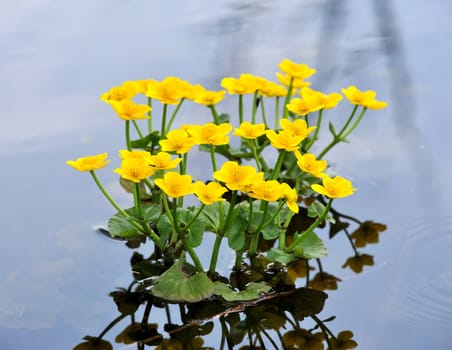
top-left (308, 201), bottom-right (335, 223)
top-left (73, 336), bottom-right (112, 350)
top-left (227, 206), bottom-right (248, 251)
top-left (281, 288), bottom-right (328, 319)
top-left (293, 231), bottom-right (327, 259)
top-left (267, 248), bottom-right (295, 264)
top-left (151, 258), bottom-right (215, 302)
top-left (213, 281), bottom-right (271, 302)
top-left (200, 202), bottom-right (229, 232)
top-left (108, 211), bottom-right (140, 238)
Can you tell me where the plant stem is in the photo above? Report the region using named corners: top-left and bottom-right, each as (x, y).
top-left (165, 98), bottom-right (185, 133)
top-left (90, 171), bottom-right (128, 217)
top-left (282, 77), bottom-right (294, 119)
top-left (147, 97), bottom-right (152, 133)
top-left (260, 96), bottom-right (268, 127)
top-left (270, 150), bottom-right (286, 180)
top-left (97, 313), bottom-right (128, 340)
top-left (275, 96), bottom-right (280, 128)
top-left (209, 105), bottom-right (220, 124)
top-left (132, 120), bottom-right (144, 138)
top-left (238, 94), bottom-right (244, 124)
top-left (304, 109), bottom-right (323, 151)
top-left (125, 120), bottom-right (132, 151)
top-left (160, 103), bottom-right (168, 138)
top-left (251, 91), bottom-right (258, 123)
top-left (210, 144), bottom-right (218, 172)
top-left (287, 198), bottom-right (333, 251)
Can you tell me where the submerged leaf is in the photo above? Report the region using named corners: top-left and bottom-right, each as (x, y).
top-left (213, 281), bottom-right (272, 302)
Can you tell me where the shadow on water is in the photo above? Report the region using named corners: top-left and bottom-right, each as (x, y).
top-left (74, 199), bottom-right (387, 349)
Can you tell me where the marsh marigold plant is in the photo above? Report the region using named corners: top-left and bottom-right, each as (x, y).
top-left (67, 57), bottom-right (387, 312)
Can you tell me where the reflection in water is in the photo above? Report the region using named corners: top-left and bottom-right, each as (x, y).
top-left (74, 202), bottom-right (386, 349)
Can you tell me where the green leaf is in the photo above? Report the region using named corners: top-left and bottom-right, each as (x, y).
top-left (200, 202), bottom-right (228, 232)
top-left (267, 248), bottom-right (295, 264)
top-left (328, 121), bottom-right (337, 136)
top-left (177, 208), bottom-right (206, 248)
top-left (293, 231), bottom-right (327, 259)
top-left (151, 258), bottom-right (215, 302)
top-left (108, 212), bottom-right (140, 238)
top-left (141, 204), bottom-right (162, 222)
top-left (227, 206), bottom-right (248, 251)
top-left (156, 214), bottom-right (173, 246)
top-left (130, 131), bottom-right (160, 149)
top-left (213, 281), bottom-right (271, 302)
top-left (307, 201), bottom-right (335, 223)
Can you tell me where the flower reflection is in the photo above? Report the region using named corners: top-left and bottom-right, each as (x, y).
top-left (342, 254), bottom-right (375, 273)
top-left (350, 220), bottom-right (387, 247)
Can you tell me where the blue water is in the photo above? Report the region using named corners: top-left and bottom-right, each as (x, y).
top-left (1, 1), bottom-right (451, 349)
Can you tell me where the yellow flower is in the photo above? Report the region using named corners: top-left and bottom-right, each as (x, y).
top-left (258, 80), bottom-right (287, 97)
top-left (213, 161), bottom-right (260, 191)
top-left (342, 254), bottom-right (374, 273)
top-left (281, 183), bottom-right (299, 213)
top-left (109, 99), bottom-right (151, 121)
top-left (145, 77), bottom-right (185, 105)
top-left (311, 175), bottom-right (356, 198)
top-left (294, 151), bottom-right (327, 178)
top-left (233, 122), bottom-right (266, 139)
top-left (148, 152), bottom-right (182, 170)
top-left (193, 181), bottom-right (228, 205)
top-left (135, 79), bottom-right (154, 94)
top-left (187, 123), bottom-right (232, 146)
top-left (280, 119), bottom-right (316, 139)
top-left (114, 158), bottom-right (155, 183)
top-left (248, 180), bottom-right (285, 202)
top-left (278, 59), bottom-right (316, 80)
top-left (118, 149), bottom-right (152, 161)
top-left (341, 85), bottom-right (388, 109)
top-left (194, 89), bottom-right (226, 106)
top-left (160, 129), bottom-right (196, 154)
top-left (301, 87), bottom-right (343, 109)
top-left (100, 81), bottom-right (138, 103)
top-left (265, 129), bottom-right (304, 151)
top-left (286, 96), bottom-right (324, 116)
top-left (66, 153), bottom-right (110, 172)
top-left (220, 74), bottom-right (262, 95)
top-left (154, 172), bottom-right (194, 198)
top-left (276, 73), bottom-right (311, 89)
top-left (181, 83), bottom-right (206, 101)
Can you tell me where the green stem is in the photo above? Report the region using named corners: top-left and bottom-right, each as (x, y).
top-left (97, 313), bottom-right (128, 340)
top-left (210, 145), bottom-right (218, 172)
top-left (133, 183), bottom-right (143, 218)
top-left (132, 120), bottom-right (144, 138)
top-left (209, 105), bottom-right (220, 124)
top-left (260, 96), bottom-right (268, 127)
top-left (220, 191), bottom-right (237, 234)
top-left (165, 98), bottom-right (185, 133)
top-left (341, 106), bottom-right (367, 139)
top-left (251, 90), bottom-right (258, 123)
top-left (248, 201), bottom-right (269, 255)
top-left (238, 94), bottom-right (244, 124)
top-left (125, 120), bottom-right (132, 151)
top-left (304, 109), bottom-right (323, 151)
top-left (282, 77), bottom-right (294, 119)
top-left (209, 234), bottom-right (224, 274)
top-left (90, 171), bottom-right (129, 217)
top-left (247, 139), bottom-right (261, 172)
top-left (270, 150), bottom-right (286, 180)
top-left (160, 103), bottom-right (168, 138)
top-left (181, 234), bottom-right (204, 272)
top-left (185, 204), bottom-right (205, 231)
top-left (317, 105), bottom-right (359, 159)
top-left (147, 97), bottom-right (152, 133)
top-left (275, 96), bottom-right (280, 128)
top-left (287, 198), bottom-right (333, 251)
